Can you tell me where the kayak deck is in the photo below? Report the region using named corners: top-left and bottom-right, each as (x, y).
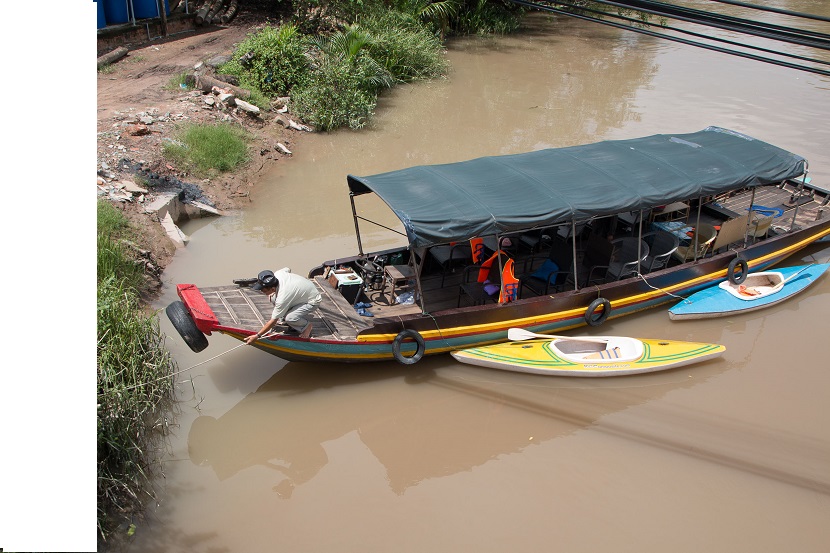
top-left (451, 338), bottom-right (725, 376)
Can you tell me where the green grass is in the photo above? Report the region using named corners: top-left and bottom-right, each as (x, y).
top-left (162, 122), bottom-right (251, 176)
top-left (97, 201), bottom-right (175, 542)
top-left (164, 72), bottom-right (190, 91)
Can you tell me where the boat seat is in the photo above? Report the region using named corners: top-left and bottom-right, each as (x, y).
top-left (642, 230), bottom-right (679, 272)
top-left (458, 250), bottom-right (511, 306)
top-left (518, 238), bottom-right (575, 296)
top-left (428, 241), bottom-right (472, 286)
top-left (708, 213), bottom-right (749, 255)
top-left (672, 223), bottom-right (717, 263)
top-left (749, 213), bottom-right (775, 243)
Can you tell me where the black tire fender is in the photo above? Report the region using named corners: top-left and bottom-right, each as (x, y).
top-left (585, 297), bottom-right (611, 327)
top-left (166, 301), bottom-right (209, 353)
top-left (392, 329), bottom-right (425, 365)
top-left (728, 257), bottom-right (749, 284)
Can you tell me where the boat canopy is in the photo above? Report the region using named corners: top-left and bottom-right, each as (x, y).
top-left (346, 126), bottom-right (806, 249)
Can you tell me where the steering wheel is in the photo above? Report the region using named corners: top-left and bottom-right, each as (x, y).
top-left (355, 258), bottom-right (383, 277)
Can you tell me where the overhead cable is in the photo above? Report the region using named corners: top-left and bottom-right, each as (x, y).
top-left (506, 0), bottom-right (830, 77)
top-left (547, 0), bottom-right (830, 67)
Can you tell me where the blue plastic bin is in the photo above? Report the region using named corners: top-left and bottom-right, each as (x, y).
top-left (133, 0), bottom-right (170, 19)
top-left (97, 0), bottom-right (107, 29)
top-left (103, 0), bottom-right (129, 24)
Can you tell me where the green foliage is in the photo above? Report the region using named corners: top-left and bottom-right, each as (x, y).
top-left (97, 202), bottom-right (145, 290)
top-left (164, 72), bottom-right (190, 91)
top-left (452, 0), bottom-right (525, 36)
top-left (291, 59), bottom-right (379, 131)
top-left (219, 24), bottom-right (311, 96)
top-left (162, 123), bottom-right (250, 176)
top-left (309, 24), bottom-right (394, 91)
top-left (290, 0), bottom-right (387, 33)
top-left (97, 276), bottom-right (174, 541)
top-left (96, 200), bottom-right (175, 541)
top-left (360, 11), bottom-right (449, 82)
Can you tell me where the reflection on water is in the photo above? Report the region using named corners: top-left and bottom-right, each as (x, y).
top-left (186, 358), bottom-right (703, 497)
top-left (136, 6), bottom-right (830, 553)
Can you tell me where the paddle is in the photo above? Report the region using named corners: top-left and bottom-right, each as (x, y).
top-left (507, 328), bottom-right (610, 344)
top-left (781, 265), bottom-right (812, 284)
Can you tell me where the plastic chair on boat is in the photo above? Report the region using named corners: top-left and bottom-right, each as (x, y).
top-left (672, 223), bottom-right (717, 263)
top-left (642, 231), bottom-right (679, 272)
top-left (458, 250), bottom-right (511, 306)
top-left (749, 213), bottom-right (774, 243)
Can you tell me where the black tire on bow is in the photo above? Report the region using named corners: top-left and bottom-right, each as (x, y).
top-left (166, 301), bottom-right (209, 353)
top-left (585, 297), bottom-right (612, 327)
top-left (728, 257), bottom-right (749, 284)
top-left (392, 329), bottom-right (425, 365)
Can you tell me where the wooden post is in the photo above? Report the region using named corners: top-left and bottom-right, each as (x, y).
top-left (157, 0), bottom-right (168, 36)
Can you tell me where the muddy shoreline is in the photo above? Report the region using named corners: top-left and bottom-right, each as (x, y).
top-left (97, 12), bottom-right (303, 288)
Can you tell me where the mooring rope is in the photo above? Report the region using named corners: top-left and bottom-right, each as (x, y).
top-left (106, 330), bottom-right (280, 393)
top-left (635, 272), bottom-right (689, 303)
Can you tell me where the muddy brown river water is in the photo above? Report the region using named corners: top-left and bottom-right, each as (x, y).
top-left (129, 3), bottom-right (830, 552)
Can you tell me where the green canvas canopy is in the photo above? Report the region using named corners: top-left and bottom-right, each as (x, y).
top-left (346, 126), bottom-right (806, 249)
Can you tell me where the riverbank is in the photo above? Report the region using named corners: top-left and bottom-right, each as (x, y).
top-left (97, 10), bottom-right (304, 287)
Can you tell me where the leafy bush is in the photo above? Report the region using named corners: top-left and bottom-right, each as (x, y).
top-left (219, 24), bottom-right (311, 96)
top-left (291, 60), bottom-right (379, 131)
top-left (452, 0), bottom-right (525, 36)
top-left (361, 11), bottom-right (449, 82)
top-left (162, 123), bottom-right (250, 176)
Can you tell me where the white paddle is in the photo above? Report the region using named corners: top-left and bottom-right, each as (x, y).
top-left (507, 328), bottom-right (610, 344)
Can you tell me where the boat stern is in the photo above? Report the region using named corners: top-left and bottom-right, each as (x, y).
top-left (175, 284), bottom-right (219, 335)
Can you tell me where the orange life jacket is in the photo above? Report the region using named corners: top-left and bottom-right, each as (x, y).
top-left (477, 250), bottom-right (510, 282)
top-left (470, 237), bottom-right (485, 264)
top-left (499, 258), bottom-right (519, 304)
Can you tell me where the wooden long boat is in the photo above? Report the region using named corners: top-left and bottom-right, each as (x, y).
top-left (166, 127), bottom-right (830, 364)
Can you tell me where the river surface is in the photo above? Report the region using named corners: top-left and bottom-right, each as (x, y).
top-left (134, 3), bottom-right (830, 551)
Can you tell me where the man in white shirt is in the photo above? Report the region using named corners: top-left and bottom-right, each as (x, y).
top-left (245, 268), bottom-right (321, 342)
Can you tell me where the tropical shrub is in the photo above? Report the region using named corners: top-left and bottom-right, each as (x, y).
top-left (219, 24), bottom-right (311, 96)
top-left (360, 10), bottom-right (449, 82)
top-left (291, 59), bottom-right (379, 131)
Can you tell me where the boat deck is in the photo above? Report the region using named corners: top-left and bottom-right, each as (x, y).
top-left (197, 181), bottom-right (828, 342)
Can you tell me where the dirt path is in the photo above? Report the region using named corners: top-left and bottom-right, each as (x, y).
top-left (97, 11), bottom-right (302, 280)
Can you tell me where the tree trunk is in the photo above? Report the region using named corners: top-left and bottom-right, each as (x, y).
top-left (185, 74), bottom-right (251, 99)
top-left (220, 0), bottom-right (239, 23)
top-left (97, 47), bottom-right (129, 68)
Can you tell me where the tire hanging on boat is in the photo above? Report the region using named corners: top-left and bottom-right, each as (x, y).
top-left (392, 329), bottom-right (425, 365)
top-left (728, 257), bottom-right (749, 284)
top-left (585, 297), bottom-right (611, 326)
top-left (166, 301), bottom-right (209, 353)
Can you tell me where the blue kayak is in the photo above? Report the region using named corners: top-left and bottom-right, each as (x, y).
top-left (669, 263), bottom-right (830, 320)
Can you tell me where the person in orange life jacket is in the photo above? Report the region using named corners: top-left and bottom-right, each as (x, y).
top-left (245, 268), bottom-right (322, 342)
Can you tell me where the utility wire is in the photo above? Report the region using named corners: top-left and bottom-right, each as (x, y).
top-left (607, 0), bottom-right (830, 47)
top-left (701, 0), bottom-right (830, 24)
top-left (549, 0), bottom-right (830, 67)
top-left (507, 0), bottom-right (830, 77)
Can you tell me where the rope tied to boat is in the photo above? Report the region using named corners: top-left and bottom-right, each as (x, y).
top-left (635, 272), bottom-right (689, 302)
top-left (104, 330), bottom-right (281, 393)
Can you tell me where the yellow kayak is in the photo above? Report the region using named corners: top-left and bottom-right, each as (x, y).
top-left (451, 333), bottom-right (725, 377)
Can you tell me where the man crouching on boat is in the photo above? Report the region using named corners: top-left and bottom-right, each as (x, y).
top-left (245, 268), bottom-right (321, 342)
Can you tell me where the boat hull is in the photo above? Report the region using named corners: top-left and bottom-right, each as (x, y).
top-left (173, 219), bottom-right (830, 363)
top-left (450, 338), bottom-right (726, 376)
top-left (668, 263), bottom-right (830, 320)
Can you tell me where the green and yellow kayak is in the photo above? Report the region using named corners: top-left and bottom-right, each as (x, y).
top-left (451, 334), bottom-right (725, 377)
